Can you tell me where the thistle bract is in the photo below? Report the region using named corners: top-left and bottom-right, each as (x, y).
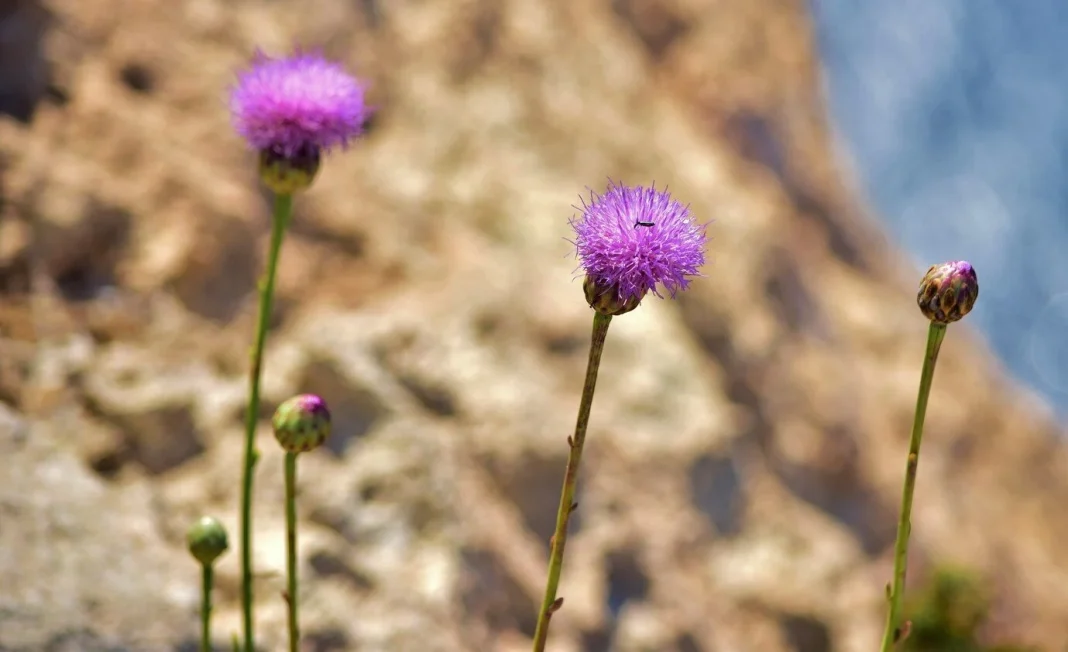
top-left (570, 182), bottom-right (707, 314)
top-left (272, 394), bottom-right (332, 453)
top-left (917, 260), bottom-right (978, 324)
top-left (583, 274), bottom-right (644, 316)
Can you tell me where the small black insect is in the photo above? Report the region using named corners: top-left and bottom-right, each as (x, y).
top-left (634, 220), bottom-right (655, 228)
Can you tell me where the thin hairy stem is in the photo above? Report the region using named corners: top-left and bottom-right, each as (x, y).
top-left (881, 321), bottom-right (947, 651)
top-left (201, 564), bottom-right (214, 652)
top-left (240, 192), bottom-right (293, 652)
top-left (532, 311), bottom-right (613, 652)
top-left (284, 452), bottom-right (300, 652)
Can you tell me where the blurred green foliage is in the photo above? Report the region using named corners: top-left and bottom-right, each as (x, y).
top-left (903, 566), bottom-right (1042, 652)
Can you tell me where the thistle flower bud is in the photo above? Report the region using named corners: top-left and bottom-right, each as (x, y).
top-left (187, 516), bottom-right (229, 566)
top-left (917, 260), bottom-right (979, 324)
top-left (272, 394), bottom-right (332, 454)
top-left (583, 275), bottom-right (644, 316)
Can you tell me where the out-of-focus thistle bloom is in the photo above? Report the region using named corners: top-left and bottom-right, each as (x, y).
top-left (917, 260), bottom-right (979, 324)
top-left (570, 182), bottom-right (708, 316)
top-left (272, 394), bottom-right (332, 454)
top-left (187, 516), bottom-right (229, 566)
top-left (229, 51), bottom-right (371, 194)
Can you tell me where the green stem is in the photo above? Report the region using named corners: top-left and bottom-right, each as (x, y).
top-left (881, 321), bottom-right (947, 652)
top-left (532, 311), bottom-right (613, 652)
top-left (285, 451), bottom-right (300, 652)
top-left (201, 564), bottom-right (214, 652)
top-left (240, 192), bottom-right (293, 652)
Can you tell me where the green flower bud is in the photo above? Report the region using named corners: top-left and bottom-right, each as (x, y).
top-left (583, 275), bottom-right (645, 317)
top-left (186, 516), bottom-right (229, 566)
top-left (272, 394), bottom-right (332, 454)
top-left (258, 146), bottom-right (321, 195)
top-left (917, 260), bottom-right (979, 324)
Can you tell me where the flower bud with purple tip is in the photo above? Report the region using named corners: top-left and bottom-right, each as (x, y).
top-left (272, 394), bottom-right (332, 453)
top-left (917, 260), bottom-right (979, 324)
top-left (571, 182), bottom-right (708, 316)
top-left (230, 51), bottom-right (371, 194)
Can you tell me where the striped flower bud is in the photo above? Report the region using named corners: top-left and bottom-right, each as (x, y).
top-left (917, 260), bottom-right (979, 324)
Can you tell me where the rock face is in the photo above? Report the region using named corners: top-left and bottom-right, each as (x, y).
top-left (0, 0), bottom-right (1065, 651)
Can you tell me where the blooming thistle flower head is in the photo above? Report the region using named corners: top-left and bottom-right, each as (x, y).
top-left (917, 260), bottom-right (979, 324)
top-left (570, 182), bottom-right (708, 316)
top-left (230, 50), bottom-right (371, 194)
top-left (272, 394), bottom-right (332, 454)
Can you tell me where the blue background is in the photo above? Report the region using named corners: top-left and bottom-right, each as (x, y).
top-left (810, 0), bottom-right (1068, 415)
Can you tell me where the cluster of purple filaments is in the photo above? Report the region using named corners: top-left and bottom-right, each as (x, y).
top-left (570, 182), bottom-right (708, 303)
top-left (293, 393), bottom-right (330, 419)
top-left (230, 51), bottom-right (371, 158)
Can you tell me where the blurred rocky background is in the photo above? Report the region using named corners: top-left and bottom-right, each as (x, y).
top-left (0, 1), bottom-right (1065, 651)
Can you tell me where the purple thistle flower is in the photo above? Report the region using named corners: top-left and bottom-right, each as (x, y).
top-left (570, 182), bottom-right (708, 311)
top-left (230, 51), bottom-right (370, 159)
